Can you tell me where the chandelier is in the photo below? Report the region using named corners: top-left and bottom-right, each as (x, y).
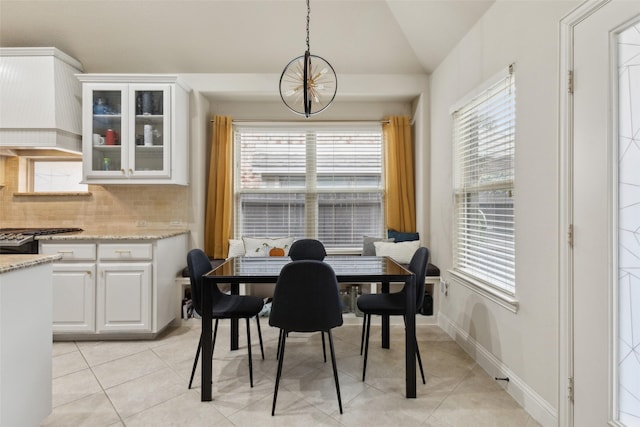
top-left (279, 0), bottom-right (337, 118)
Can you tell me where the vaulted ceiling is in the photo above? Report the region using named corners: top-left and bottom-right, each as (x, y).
top-left (0, 0), bottom-right (494, 76)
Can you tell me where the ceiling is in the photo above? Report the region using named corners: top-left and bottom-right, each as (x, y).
top-left (0, 0), bottom-right (494, 77)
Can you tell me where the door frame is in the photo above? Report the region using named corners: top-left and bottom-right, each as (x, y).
top-left (559, 1), bottom-right (626, 425)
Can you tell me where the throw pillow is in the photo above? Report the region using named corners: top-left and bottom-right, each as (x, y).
top-left (227, 239), bottom-right (246, 259)
top-left (362, 236), bottom-right (395, 256)
top-left (387, 229), bottom-right (419, 242)
top-left (242, 236), bottom-right (295, 257)
top-left (374, 240), bottom-right (420, 264)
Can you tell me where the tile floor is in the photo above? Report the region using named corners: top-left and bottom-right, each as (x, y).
top-left (42, 319), bottom-right (541, 427)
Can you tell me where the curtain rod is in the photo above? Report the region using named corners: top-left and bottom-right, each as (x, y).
top-left (210, 118), bottom-right (391, 124)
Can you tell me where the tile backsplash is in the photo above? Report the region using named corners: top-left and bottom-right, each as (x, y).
top-left (0, 157), bottom-right (191, 228)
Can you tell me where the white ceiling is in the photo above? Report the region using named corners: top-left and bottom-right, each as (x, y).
top-left (0, 0), bottom-right (494, 76)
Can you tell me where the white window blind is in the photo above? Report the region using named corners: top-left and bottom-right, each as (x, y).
top-left (453, 66), bottom-right (516, 294)
top-left (234, 124), bottom-right (384, 249)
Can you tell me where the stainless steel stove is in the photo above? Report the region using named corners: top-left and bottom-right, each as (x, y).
top-left (0, 228), bottom-right (83, 254)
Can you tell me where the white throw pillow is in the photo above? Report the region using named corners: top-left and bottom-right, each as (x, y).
top-left (242, 236), bottom-right (295, 257)
top-left (227, 239), bottom-right (246, 259)
top-left (374, 240), bottom-right (420, 264)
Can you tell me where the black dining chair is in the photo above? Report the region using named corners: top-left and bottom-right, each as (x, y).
top-left (279, 238), bottom-right (328, 362)
top-left (186, 248), bottom-right (265, 389)
top-left (288, 238), bottom-right (327, 261)
top-left (357, 246), bottom-right (430, 383)
top-left (269, 260), bottom-right (344, 416)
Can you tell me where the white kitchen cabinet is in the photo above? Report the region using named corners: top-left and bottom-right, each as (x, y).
top-left (76, 75), bottom-right (189, 185)
top-left (52, 263), bottom-right (96, 332)
top-left (40, 233), bottom-right (187, 339)
top-left (98, 262), bottom-right (151, 332)
top-left (96, 242), bottom-right (153, 332)
top-left (43, 243), bottom-right (96, 332)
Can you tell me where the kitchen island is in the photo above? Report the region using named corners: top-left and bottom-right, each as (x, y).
top-left (0, 254), bottom-right (61, 427)
top-left (38, 228), bottom-right (189, 339)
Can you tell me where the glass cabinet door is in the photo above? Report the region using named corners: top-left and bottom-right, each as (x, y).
top-left (87, 85), bottom-right (128, 175)
top-left (130, 85), bottom-right (170, 177)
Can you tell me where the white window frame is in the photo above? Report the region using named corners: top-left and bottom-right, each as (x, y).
top-left (450, 65), bottom-right (519, 312)
top-left (28, 158), bottom-right (88, 193)
top-left (233, 122), bottom-right (385, 252)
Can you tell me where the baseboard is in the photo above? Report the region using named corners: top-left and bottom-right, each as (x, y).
top-left (438, 312), bottom-right (558, 427)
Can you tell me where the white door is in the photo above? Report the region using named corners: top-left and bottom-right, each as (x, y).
top-left (572, 1), bottom-right (640, 425)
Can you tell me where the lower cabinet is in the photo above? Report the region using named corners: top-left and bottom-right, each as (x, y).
top-left (98, 262), bottom-right (151, 332)
top-left (52, 263), bottom-right (96, 332)
top-left (41, 233), bottom-right (187, 338)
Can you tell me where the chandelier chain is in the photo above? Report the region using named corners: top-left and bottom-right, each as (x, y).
top-left (306, 0), bottom-right (310, 52)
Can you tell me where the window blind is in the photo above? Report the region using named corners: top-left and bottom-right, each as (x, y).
top-left (453, 67), bottom-right (516, 293)
top-left (234, 124), bottom-right (384, 248)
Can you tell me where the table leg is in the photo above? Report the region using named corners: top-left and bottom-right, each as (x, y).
top-left (405, 274), bottom-right (416, 398)
top-left (381, 281), bottom-right (390, 348)
top-left (201, 280), bottom-right (213, 401)
top-left (230, 283), bottom-right (239, 350)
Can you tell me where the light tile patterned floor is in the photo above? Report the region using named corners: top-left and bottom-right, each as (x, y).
top-left (42, 320), bottom-right (541, 427)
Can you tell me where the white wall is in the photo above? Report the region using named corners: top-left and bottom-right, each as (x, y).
top-left (429, 1), bottom-right (579, 424)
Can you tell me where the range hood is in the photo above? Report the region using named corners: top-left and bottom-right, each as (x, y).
top-left (0, 47), bottom-right (84, 154)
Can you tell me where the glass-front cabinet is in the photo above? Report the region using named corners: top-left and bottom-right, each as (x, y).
top-left (77, 75), bottom-right (189, 185)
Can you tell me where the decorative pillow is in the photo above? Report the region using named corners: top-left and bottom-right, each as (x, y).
top-left (387, 229), bottom-right (420, 242)
top-left (362, 236), bottom-right (395, 256)
top-left (242, 236), bottom-right (295, 257)
top-left (374, 240), bottom-right (420, 264)
top-left (227, 239), bottom-right (246, 259)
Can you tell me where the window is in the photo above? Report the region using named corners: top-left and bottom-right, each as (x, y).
top-left (452, 66), bottom-right (516, 294)
top-left (31, 160), bottom-right (87, 192)
top-left (234, 124), bottom-right (384, 249)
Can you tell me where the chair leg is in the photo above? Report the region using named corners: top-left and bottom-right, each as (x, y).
top-left (246, 318), bottom-right (254, 388)
top-left (416, 339), bottom-right (426, 385)
top-left (188, 333), bottom-right (203, 389)
top-left (327, 330), bottom-right (343, 414)
top-left (321, 332), bottom-right (327, 363)
top-left (276, 329), bottom-right (283, 360)
top-left (212, 319), bottom-right (219, 356)
top-left (255, 315), bottom-right (265, 360)
top-left (272, 329), bottom-right (287, 416)
top-left (362, 314), bottom-right (371, 382)
top-left (403, 316), bottom-right (426, 384)
top-left (360, 314), bottom-right (367, 355)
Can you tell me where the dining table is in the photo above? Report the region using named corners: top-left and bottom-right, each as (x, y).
top-left (200, 255), bottom-right (417, 401)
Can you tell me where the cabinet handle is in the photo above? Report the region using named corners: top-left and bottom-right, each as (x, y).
top-left (87, 271), bottom-right (92, 278)
top-left (129, 168), bottom-right (134, 175)
top-left (115, 250), bottom-right (131, 254)
top-left (120, 169), bottom-right (126, 175)
top-left (57, 250), bottom-right (74, 254)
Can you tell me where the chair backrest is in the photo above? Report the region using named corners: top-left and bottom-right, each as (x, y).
top-left (187, 248), bottom-right (222, 316)
top-left (269, 260), bottom-right (343, 332)
top-left (288, 239), bottom-right (327, 261)
top-left (406, 247), bottom-right (430, 310)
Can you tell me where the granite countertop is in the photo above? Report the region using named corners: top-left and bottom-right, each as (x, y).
top-left (0, 254), bottom-right (62, 274)
top-left (36, 228), bottom-right (190, 241)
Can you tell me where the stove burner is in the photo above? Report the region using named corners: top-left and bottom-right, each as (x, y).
top-left (0, 228), bottom-right (83, 252)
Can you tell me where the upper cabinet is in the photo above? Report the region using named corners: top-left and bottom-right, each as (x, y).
top-left (77, 75), bottom-right (190, 185)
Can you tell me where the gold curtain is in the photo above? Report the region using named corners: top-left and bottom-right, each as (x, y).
top-left (204, 115), bottom-right (233, 259)
top-left (383, 116), bottom-right (416, 232)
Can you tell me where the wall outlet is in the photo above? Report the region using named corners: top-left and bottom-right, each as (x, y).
top-left (440, 278), bottom-right (448, 296)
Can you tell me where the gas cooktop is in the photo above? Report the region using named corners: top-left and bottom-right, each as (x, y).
top-left (0, 228), bottom-right (83, 246)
